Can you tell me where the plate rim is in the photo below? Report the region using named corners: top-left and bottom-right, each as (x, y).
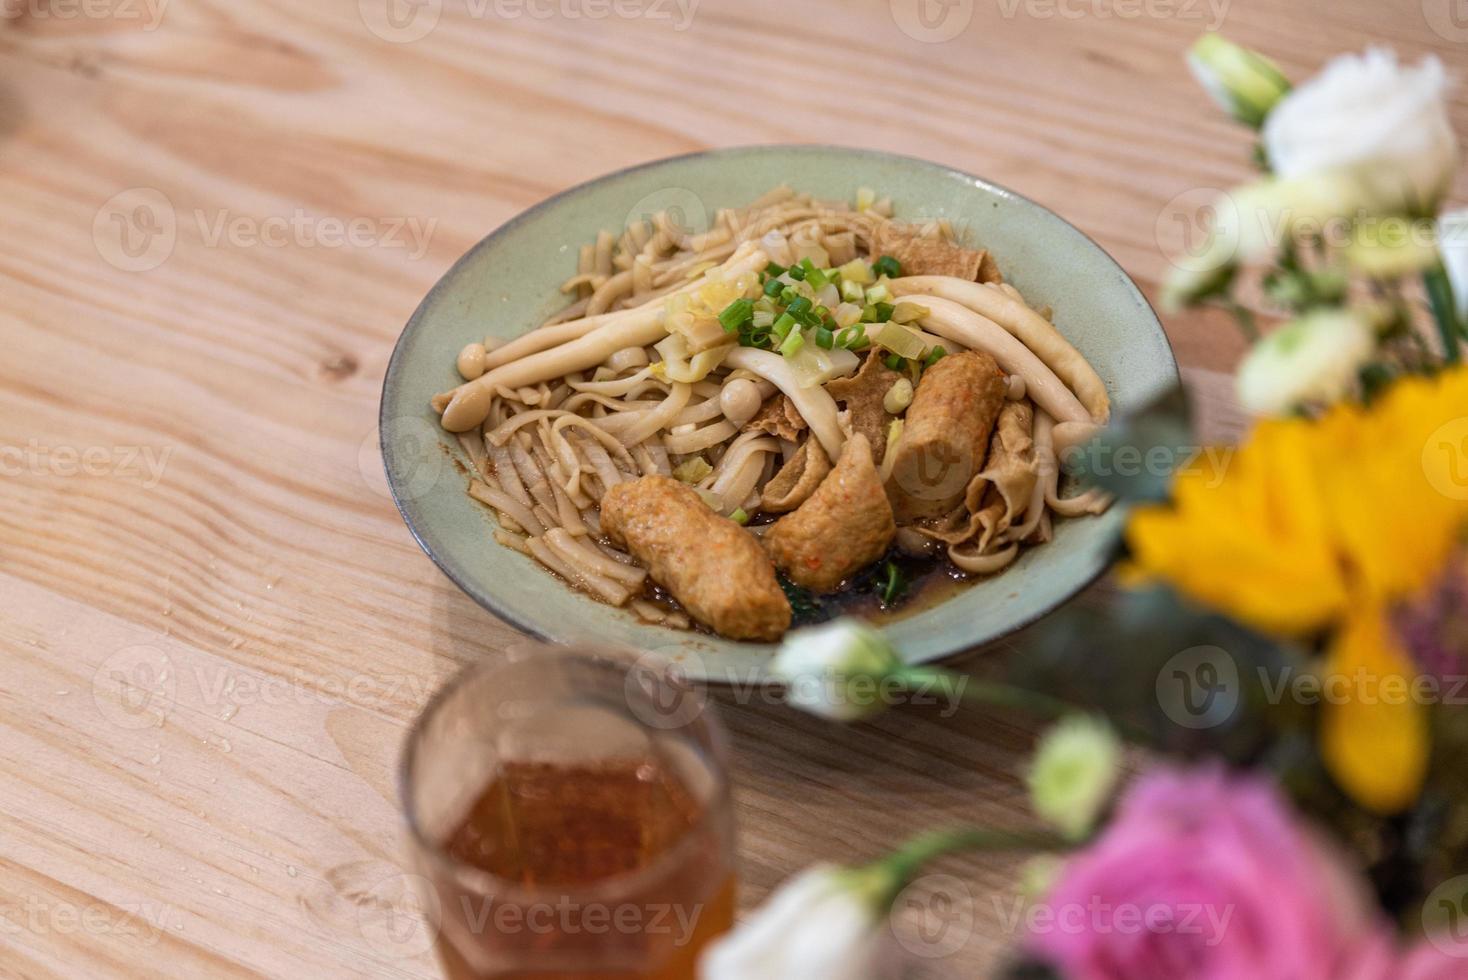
top-left (380, 144), bottom-right (1179, 674)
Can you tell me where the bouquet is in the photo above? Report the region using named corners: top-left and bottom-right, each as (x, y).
top-left (697, 35), bottom-right (1468, 980)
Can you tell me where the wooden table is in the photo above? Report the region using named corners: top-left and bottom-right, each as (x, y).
top-left (2, 0), bottom-right (1463, 975)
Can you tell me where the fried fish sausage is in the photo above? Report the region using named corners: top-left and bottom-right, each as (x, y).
top-left (885, 350), bottom-right (1006, 522)
top-left (601, 476), bottom-right (791, 641)
top-left (765, 434), bottom-right (895, 594)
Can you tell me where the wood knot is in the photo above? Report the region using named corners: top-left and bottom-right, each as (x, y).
top-left (318, 354), bottom-right (358, 380)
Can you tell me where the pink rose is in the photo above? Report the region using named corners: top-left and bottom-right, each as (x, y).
top-left (1397, 942), bottom-right (1468, 979)
top-left (1338, 932), bottom-right (1468, 980)
top-left (1027, 765), bottom-right (1376, 980)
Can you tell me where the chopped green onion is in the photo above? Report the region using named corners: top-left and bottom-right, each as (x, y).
top-left (798, 258), bottom-right (818, 278)
top-left (873, 255), bottom-right (901, 279)
top-left (805, 266), bottom-right (830, 290)
top-left (763, 262), bottom-right (787, 277)
top-left (878, 560), bottom-right (906, 604)
top-left (874, 301), bottom-right (895, 322)
top-left (779, 286), bottom-right (800, 305)
top-left (752, 310), bottom-right (775, 329)
top-left (870, 321), bottom-right (927, 359)
top-left (730, 507), bottom-right (750, 525)
top-left (763, 277), bottom-right (785, 298)
top-left (865, 283), bottom-right (892, 305)
top-left (772, 312), bottom-right (797, 339)
top-left (884, 353), bottom-right (905, 371)
top-left (719, 298), bottom-right (754, 333)
top-left (814, 326), bottom-right (835, 349)
top-left (891, 302), bottom-right (929, 325)
top-left (833, 302), bottom-right (863, 329)
top-left (836, 323), bottom-right (868, 350)
top-left (924, 345), bottom-right (948, 368)
top-left (840, 280), bottom-right (866, 303)
top-left (785, 296), bottom-right (813, 318)
top-left (787, 262), bottom-right (807, 281)
top-left (673, 456), bottom-right (713, 483)
top-left (837, 259), bottom-right (874, 285)
top-left (860, 304), bottom-right (880, 323)
top-left (779, 329), bottom-right (806, 358)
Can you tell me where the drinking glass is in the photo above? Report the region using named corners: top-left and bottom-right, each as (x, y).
top-left (400, 646), bottom-right (735, 979)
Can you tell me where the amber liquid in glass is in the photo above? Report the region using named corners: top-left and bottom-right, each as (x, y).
top-left (433, 758), bottom-right (735, 980)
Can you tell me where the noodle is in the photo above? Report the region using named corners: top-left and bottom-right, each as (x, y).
top-left (438, 186), bottom-right (1114, 633)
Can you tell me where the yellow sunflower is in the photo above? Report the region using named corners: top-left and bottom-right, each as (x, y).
top-left (1127, 366), bottom-right (1468, 813)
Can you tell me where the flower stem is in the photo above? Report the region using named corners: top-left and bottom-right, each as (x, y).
top-left (869, 827), bottom-right (1067, 904)
top-left (892, 666), bottom-right (1084, 721)
top-left (891, 666), bottom-right (1149, 742)
top-left (1228, 300), bottom-right (1259, 341)
top-left (1424, 263), bottom-right (1462, 364)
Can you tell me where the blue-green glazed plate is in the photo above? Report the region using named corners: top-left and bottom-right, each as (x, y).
top-left (381, 146), bottom-right (1177, 682)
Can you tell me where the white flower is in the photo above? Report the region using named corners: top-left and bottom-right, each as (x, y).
top-left (1164, 175), bottom-right (1360, 307)
top-left (699, 865), bottom-right (885, 980)
top-left (771, 619), bottom-right (903, 722)
top-left (1025, 716), bottom-right (1122, 841)
top-left (1263, 48), bottom-right (1458, 217)
top-left (1236, 309), bottom-right (1376, 416)
top-left (1343, 216), bottom-right (1441, 279)
top-left (1187, 34), bottom-right (1291, 127)
top-left (1440, 209), bottom-right (1468, 322)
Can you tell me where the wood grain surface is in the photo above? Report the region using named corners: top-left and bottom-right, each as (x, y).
top-left (1, 0), bottom-right (1464, 976)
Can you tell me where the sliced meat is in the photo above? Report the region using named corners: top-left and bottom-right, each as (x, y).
top-left (871, 224), bottom-right (986, 280)
top-left (885, 350), bottom-right (1007, 522)
top-left (601, 476), bottom-right (791, 641)
top-left (764, 434), bottom-right (895, 593)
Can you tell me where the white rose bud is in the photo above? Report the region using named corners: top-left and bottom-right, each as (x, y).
top-left (1025, 716), bottom-right (1122, 841)
top-left (1236, 309), bottom-right (1376, 416)
top-left (771, 619), bottom-right (903, 722)
top-left (1263, 48), bottom-right (1457, 218)
top-left (699, 866), bottom-right (887, 980)
top-left (1439, 209), bottom-right (1468, 323)
top-left (1186, 34), bottom-right (1291, 128)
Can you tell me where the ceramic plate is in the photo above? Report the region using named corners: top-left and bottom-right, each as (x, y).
top-left (381, 146), bottom-right (1177, 681)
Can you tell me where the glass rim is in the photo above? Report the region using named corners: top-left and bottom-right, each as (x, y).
top-left (398, 645), bottom-right (733, 904)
